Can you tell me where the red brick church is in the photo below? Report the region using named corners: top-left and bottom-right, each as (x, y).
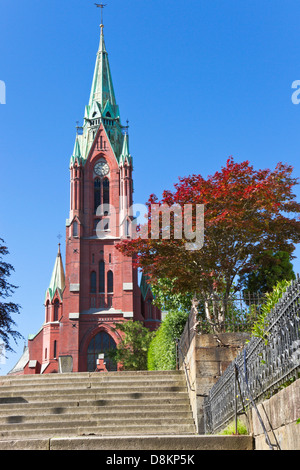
top-left (10, 19), bottom-right (161, 375)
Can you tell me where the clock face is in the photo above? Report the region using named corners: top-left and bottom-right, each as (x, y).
top-left (94, 161), bottom-right (109, 176)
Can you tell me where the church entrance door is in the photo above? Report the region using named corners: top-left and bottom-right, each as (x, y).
top-left (87, 331), bottom-right (117, 371)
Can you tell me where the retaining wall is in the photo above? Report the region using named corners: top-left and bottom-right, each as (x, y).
top-left (251, 378), bottom-right (300, 450)
top-left (179, 328), bottom-right (249, 433)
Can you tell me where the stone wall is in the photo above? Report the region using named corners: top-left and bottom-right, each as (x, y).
top-left (178, 323), bottom-right (249, 433)
top-left (251, 378), bottom-right (300, 450)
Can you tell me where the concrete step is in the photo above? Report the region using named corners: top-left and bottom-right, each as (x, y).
top-left (0, 374), bottom-right (185, 388)
top-left (0, 416), bottom-right (195, 430)
top-left (0, 392), bottom-right (190, 406)
top-left (0, 410), bottom-right (194, 424)
top-left (0, 381), bottom-right (186, 398)
top-left (0, 423), bottom-right (196, 440)
top-left (0, 402), bottom-right (191, 416)
top-left (0, 435), bottom-right (254, 451)
top-left (0, 397), bottom-right (191, 416)
top-left (0, 370), bottom-right (184, 383)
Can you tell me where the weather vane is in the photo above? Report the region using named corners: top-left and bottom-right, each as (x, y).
top-left (95, 3), bottom-right (107, 26)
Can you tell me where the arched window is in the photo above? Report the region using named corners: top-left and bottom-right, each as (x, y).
top-left (99, 260), bottom-right (105, 293)
top-left (54, 299), bottom-right (60, 321)
top-left (94, 178), bottom-right (101, 213)
top-left (87, 331), bottom-right (117, 371)
top-left (90, 271), bottom-right (97, 294)
top-left (103, 178), bottom-right (110, 205)
top-left (107, 270), bottom-right (114, 293)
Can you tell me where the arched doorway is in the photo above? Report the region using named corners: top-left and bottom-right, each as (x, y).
top-left (87, 331), bottom-right (117, 371)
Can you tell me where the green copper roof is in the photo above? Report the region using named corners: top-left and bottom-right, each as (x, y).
top-left (70, 24), bottom-right (131, 167)
top-left (70, 133), bottom-right (84, 167)
top-left (120, 133), bottom-right (132, 165)
top-left (45, 244), bottom-right (65, 302)
top-left (88, 26), bottom-right (117, 114)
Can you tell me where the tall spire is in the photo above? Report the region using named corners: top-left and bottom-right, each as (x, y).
top-left (75, 6), bottom-right (125, 163)
top-left (45, 244), bottom-right (65, 302)
top-left (88, 15), bottom-right (117, 112)
top-left (120, 131), bottom-right (132, 165)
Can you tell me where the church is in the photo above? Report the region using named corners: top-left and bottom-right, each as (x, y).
top-left (9, 16), bottom-right (161, 375)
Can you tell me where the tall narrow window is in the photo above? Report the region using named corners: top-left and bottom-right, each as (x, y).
top-left (103, 178), bottom-right (110, 205)
top-left (46, 301), bottom-right (50, 323)
top-left (74, 181), bottom-right (78, 210)
top-left (107, 270), bottom-right (114, 293)
top-left (73, 220), bottom-right (78, 237)
top-left (53, 340), bottom-right (57, 359)
top-left (99, 260), bottom-right (105, 293)
top-left (54, 299), bottom-right (60, 321)
top-left (90, 271), bottom-right (97, 293)
top-left (147, 299), bottom-right (152, 319)
top-left (94, 178), bottom-right (101, 213)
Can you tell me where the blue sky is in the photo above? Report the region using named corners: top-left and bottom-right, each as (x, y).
top-left (1, 0), bottom-right (300, 374)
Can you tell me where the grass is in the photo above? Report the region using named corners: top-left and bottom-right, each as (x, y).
top-left (218, 419), bottom-right (248, 435)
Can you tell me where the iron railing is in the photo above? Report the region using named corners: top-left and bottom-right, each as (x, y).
top-left (196, 292), bottom-right (264, 334)
top-left (177, 292), bottom-right (263, 365)
top-left (203, 276), bottom-right (300, 436)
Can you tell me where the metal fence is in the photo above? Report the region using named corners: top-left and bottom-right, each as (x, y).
top-left (203, 276), bottom-right (300, 436)
top-left (177, 292), bottom-right (263, 372)
top-left (195, 292), bottom-right (264, 334)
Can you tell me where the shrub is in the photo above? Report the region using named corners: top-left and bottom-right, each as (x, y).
top-left (147, 309), bottom-right (189, 370)
top-left (250, 279), bottom-right (292, 344)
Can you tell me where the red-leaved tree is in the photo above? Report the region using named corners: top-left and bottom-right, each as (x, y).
top-left (117, 158), bottom-right (300, 329)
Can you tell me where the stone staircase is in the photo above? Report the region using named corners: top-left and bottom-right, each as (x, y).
top-left (0, 370), bottom-right (254, 450)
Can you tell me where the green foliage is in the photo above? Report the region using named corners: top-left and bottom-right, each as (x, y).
top-left (241, 250), bottom-right (296, 297)
top-left (108, 321), bottom-right (154, 371)
top-left (218, 419), bottom-right (248, 435)
top-left (151, 278), bottom-right (192, 313)
top-left (0, 238), bottom-right (23, 356)
top-left (147, 309), bottom-right (189, 371)
top-left (250, 279), bottom-right (292, 344)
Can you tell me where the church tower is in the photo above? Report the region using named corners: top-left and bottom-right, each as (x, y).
top-left (60, 20), bottom-right (145, 372)
top-left (9, 12), bottom-right (161, 376)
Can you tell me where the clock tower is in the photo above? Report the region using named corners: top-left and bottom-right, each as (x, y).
top-left (9, 17), bottom-right (161, 376)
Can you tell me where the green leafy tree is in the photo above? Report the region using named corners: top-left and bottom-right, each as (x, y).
top-left (118, 158), bottom-right (300, 331)
top-left (150, 278), bottom-right (193, 313)
top-left (108, 321), bottom-right (154, 371)
top-left (0, 239), bottom-right (23, 358)
top-left (241, 250), bottom-right (296, 297)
